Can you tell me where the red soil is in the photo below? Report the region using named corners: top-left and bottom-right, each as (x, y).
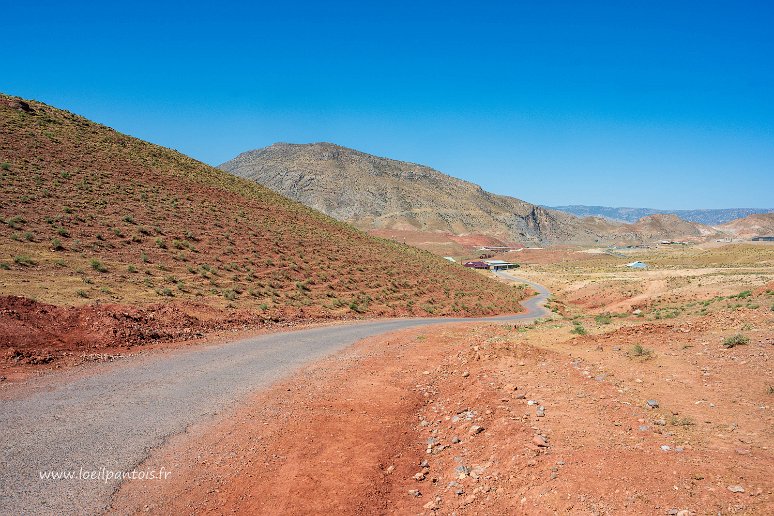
top-left (110, 300), bottom-right (774, 515)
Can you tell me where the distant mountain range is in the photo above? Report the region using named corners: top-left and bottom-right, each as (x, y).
top-left (220, 143), bottom-right (732, 247)
top-left (549, 205), bottom-right (772, 225)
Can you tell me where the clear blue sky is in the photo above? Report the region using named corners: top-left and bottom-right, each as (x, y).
top-left (3, 1), bottom-right (772, 209)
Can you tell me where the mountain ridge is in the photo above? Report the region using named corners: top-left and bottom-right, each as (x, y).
top-left (550, 205), bottom-right (772, 225)
top-left (220, 143), bottom-right (726, 247)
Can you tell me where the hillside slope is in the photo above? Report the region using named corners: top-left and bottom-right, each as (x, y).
top-left (0, 95), bottom-right (528, 362)
top-left (717, 213), bottom-right (774, 238)
top-left (220, 143), bottom-right (625, 246)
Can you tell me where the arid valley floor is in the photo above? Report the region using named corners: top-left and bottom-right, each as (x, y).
top-left (105, 243), bottom-right (773, 515)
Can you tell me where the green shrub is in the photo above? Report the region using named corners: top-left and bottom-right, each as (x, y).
top-left (90, 259), bottom-right (107, 272)
top-left (630, 343), bottom-right (653, 358)
top-left (6, 215), bottom-right (25, 229)
top-left (1, 162), bottom-right (10, 170)
top-left (127, 265), bottom-right (138, 273)
top-left (223, 289), bottom-right (237, 301)
top-left (57, 227), bottom-right (70, 237)
top-left (155, 237), bottom-right (167, 249)
top-left (570, 322), bottom-right (587, 335)
top-left (13, 255), bottom-right (35, 266)
top-left (594, 314), bottom-right (612, 325)
top-left (51, 238), bottom-right (64, 251)
top-left (156, 287), bottom-right (174, 297)
top-left (722, 334), bottom-right (749, 348)
top-left (76, 289), bottom-right (88, 298)
top-left (0, 262), bottom-right (9, 270)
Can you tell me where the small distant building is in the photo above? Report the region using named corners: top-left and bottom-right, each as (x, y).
top-left (752, 236), bottom-right (774, 241)
top-left (443, 256), bottom-right (456, 262)
top-left (625, 261), bottom-right (648, 269)
top-left (463, 261), bottom-right (490, 269)
top-left (484, 259), bottom-right (518, 271)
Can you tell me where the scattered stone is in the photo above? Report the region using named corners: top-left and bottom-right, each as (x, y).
top-left (452, 436), bottom-right (461, 444)
top-left (647, 399), bottom-right (660, 409)
top-left (653, 418), bottom-right (666, 426)
top-left (676, 511), bottom-right (690, 516)
top-left (527, 400), bottom-right (538, 406)
top-left (533, 435), bottom-right (548, 447)
top-left (503, 383), bottom-right (517, 391)
top-left (660, 445), bottom-right (671, 452)
top-left (462, 371), bottom-right (470, 378)
top-left (408, 489), bottom-right (421, 497)
top-left (423, 500), bottom-right (437, 510)
top-left (455, 465), bottom-right (470, 477)
top-left (413, 472), bottom-right (426, 481)
top-left (469, 425), bottom-right (484, 435)
top-left (639, 425), bottom-right (650, 431)
top-left (419, 460), bottom-right (429, 468)
top-left (612, 346), bottom-right (621, 351)
top-left (514, 393), bottom-right (526, 399)
top-left (727, 485), bottom-right (745, 493)
top-left (462, 494), bottom-right (476, 506)
top-left (536, 406), bottom-right (546, 417)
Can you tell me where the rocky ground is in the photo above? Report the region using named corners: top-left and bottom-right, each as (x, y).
top-left (109, 251), bottom-right (773, 515)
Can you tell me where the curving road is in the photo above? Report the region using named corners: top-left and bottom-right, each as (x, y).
top-left (0, 273), bottom-right (549, 515)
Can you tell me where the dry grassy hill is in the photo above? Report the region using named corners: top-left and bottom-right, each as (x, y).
top-left (0, 95), bottom-right (528, 363)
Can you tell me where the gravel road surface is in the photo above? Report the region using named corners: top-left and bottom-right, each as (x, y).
top-left (0, 273), bottom-right (548, 515)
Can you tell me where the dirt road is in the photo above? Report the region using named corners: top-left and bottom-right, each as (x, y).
top-left (0, 274), bottom-right (545, 515)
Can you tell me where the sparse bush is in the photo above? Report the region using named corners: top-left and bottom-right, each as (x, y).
top-left (670, 416), bottom-right (694, 426)
top-left (23, 232), bottom-right (33, 241)
top-left (13, 255), bottom-right (35, 266)
top-left (630, 343), bottom-right (653, 358)
top-left (123, 215), bottom-right (135, 224)
top-left (51, 238), bottom-right (64, 251)
top-left (594, 314), bottom-right (612, 325)
top-left (0, 262), bottom-right (9, 270)
top-left (223, 289), bottom-right (237, 301)
top-left (259, 303), bottom-right (269, 310)
top-left (6, 215), bottom-right (25, 229)
top-left (90, 259), bottom-right (107, 272)
top-left (1, 162), bottom-right (10, 170)
top-left (57, 227), bottom-right (70, 237)
top-left (127, 265), bottom-right (138, 273)
top-left (156, 287), bottom-right (173, 297)
top-left (722, 334), bottom-right (749, 348)
top-left (155, 237), bottom-right (167, 249)
top-left (76, 289), bottom-right (88, 298)
top-left (570, 322), bottom-right (587, 335)
top-left (141, 252), bottom-right (149, 263)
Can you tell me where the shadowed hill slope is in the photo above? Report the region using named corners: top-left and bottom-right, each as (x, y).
top-left (0, 94), bottom-right (528, 361)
